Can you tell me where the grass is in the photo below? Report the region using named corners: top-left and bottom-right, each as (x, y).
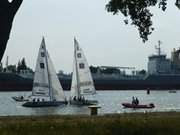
top-left (0, 112), bottom-right (180, 135)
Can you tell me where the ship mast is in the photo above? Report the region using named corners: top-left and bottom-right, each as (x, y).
top-left (155, 40), bottom-right (162, 56)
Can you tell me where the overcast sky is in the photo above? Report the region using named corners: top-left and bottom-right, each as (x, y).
top-left (2, 0), bottom-right (180, 73)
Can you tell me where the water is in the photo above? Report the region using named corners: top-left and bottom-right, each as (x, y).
top-left (0, 90), bottom-right (180, 116)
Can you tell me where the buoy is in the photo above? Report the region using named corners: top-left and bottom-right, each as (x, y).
top-left (88, 105), bottom-right (101, 116)
top-left (147, 88), bottom-right (150, 95)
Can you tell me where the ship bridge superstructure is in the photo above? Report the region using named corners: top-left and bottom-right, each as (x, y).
top-left (148, 41), bottom-right (180, 75)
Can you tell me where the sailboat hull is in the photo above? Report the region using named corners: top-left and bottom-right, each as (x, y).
top-left (69, 100), bottom-right (98, 106)
top-left (22, 101), bottom-right (68, 107)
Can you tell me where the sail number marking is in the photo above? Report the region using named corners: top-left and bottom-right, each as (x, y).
top-left (79, 81), bottom-right (92, 86)
top-left (33, 83), bottom-right (49, 88)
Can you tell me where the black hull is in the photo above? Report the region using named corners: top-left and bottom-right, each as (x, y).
top-left (69, 100), bottom-right (98, 106)
top-left (22, 101), bottom-right (68, 107)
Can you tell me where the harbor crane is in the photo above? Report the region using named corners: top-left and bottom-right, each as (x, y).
top-left (100, 66), bottom-right (135, 70)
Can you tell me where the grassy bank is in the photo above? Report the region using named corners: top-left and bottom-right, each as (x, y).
top-left (0, 112), bottom-right (180, 135)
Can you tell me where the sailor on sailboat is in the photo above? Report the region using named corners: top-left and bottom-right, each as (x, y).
top-left (23, 37), bottom-right (67, 107)
top-left (69, 38), bottom-right (98, 105)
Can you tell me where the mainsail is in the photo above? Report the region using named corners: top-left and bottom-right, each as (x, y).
top-left (70, 38), bottom-right (96, 98)
top-left (32, 38), bottom-right (51, 101)
top-left (31, 37), bottom-right (66, 102)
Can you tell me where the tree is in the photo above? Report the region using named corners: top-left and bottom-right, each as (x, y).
top-left (21, 57), bottom-right (27, 69)
top-left (7, 65), bottom-right (16, 73)
top-left (90, 66), bottom-right (98, 74)
top-left (0, 0), bottom-right (23, 62)
top-left (106, 0), bottom-right (179, 43)
top-left (138, 69), bottom-right (146, 75)
top-left (17, 58), bottom-right (27, 73)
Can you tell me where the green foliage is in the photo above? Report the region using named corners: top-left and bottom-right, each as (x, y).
top-left (90, 66), bottom-right (120, 74)
top-left (138, 69), bottom-right (146, 75)
top-left (90, 66), bottom-right (98, 73)
top-left (106, 0), bottom-right (171, 43)
top-left (0, 112), bottom-right (180, 135)
top-left (17, 57), bottom-right (27, 73)
top-left (6, 65), bottom-right (16, 73)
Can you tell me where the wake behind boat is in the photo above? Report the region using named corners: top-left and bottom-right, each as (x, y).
top-left (69, 38), bottom-right (98, 106)
top-left (23, 37), bottom-right (67, 107)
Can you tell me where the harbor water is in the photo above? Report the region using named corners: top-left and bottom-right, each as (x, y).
top-left (0, 90), bottom-right (180, 116)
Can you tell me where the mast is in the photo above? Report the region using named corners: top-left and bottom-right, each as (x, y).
top-left (74, 38), bottom-right (81, 98)
top-left (43, 37), bottom-right (53, 101)
top-left (155, 40), bottom-right (162, 56)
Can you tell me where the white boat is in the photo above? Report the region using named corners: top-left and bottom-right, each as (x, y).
top-left (23, 37), bottom-right (67, 107)
top-left (12, 95), bottom-right (29, 102)
top-left (69, 38), bottom-right (98, 105)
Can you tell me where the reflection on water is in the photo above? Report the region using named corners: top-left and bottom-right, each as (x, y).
top-left (0, 90), bottom-right (180, 116)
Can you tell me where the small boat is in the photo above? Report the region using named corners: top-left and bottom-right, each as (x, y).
top-left (122, 103), bottom-right (155, 109)
top-left (147, 88), bottom-right (150, 95)
top-left (69, 99), bottom-right (98, 106)
top-left (69, 38), bottom-right (98, 105)
top-left (12, 96), bottom-right (29, 102)
top-left (22, 37), bottom-right (67, 107)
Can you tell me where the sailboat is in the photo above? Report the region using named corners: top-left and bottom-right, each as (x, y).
top-left (69, 38), bottom-right (98, 105)
top-left (23, 37), bottom-right (68, 107)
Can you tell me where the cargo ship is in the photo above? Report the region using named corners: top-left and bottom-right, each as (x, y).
top-left (1, 42), bottom-right (180, 91)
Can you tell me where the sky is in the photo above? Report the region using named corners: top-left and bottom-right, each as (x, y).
top-left (2, 0), bottom-right (180, 73)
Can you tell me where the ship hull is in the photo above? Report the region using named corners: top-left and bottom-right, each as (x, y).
top-left (1, 73), bottom-right (180, 91)
top-left (0, 73), bottom-right (32, 91)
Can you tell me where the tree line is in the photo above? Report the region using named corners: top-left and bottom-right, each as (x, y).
top-left (0, 58), bottom-right (33, 73)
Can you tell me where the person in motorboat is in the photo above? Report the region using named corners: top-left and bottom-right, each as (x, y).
top-left (132, 96), bottom-right (139, 105)
top-left (132, 96), bottom-right (136, 104)
top-left (135, 97), bottom-right (139, 105)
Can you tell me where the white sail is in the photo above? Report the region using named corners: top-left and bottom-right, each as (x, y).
top-left (70, 38), bottom-right (96, 98)
top-left (46, 52), bottom-right (66, 101)
top-left (70, 56), bottom-right (79, 98)
top-left (32, 37), bottom-right (51, 101)
top-left (31, 37), bottom-right (66, 102)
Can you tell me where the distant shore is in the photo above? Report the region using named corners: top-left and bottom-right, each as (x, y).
top-left (0, 112), bottom-right (180, 135)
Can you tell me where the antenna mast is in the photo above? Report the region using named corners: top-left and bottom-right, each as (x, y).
top-left (155, 40), bottom-right (162, 56)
